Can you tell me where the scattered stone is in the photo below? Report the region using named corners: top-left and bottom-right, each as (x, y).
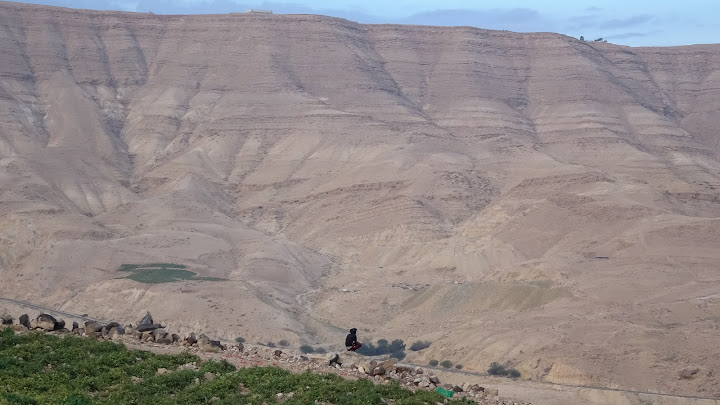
top-left (486, 388), bottom-right (499, 396)
top-left (157, 368), bottom-right (168, 375)
top-left (136, 323), bottom-right (163, 332)
top-left (72, 321), bottom-right (79, 330)
top-left (19, 314), bottom-right (30, 328)
top-left (274, 350), bottom-right (283, 357)
top-left (179, 363), bottom-right (199, 371)
top-left (84, 321), bottom-right (103, 333)
top-left (204, 372), bottom-right (215, 382)
top-left (139, 311), bottom-right (154, 326)
top-left (1, 314), bottom-right (13, 325)
top-left (55, 318), bottom-right (66, 330)
top-left (131, 376), bottom-right (143, 384)
top-left (35, 314), bottom-right (58, 331)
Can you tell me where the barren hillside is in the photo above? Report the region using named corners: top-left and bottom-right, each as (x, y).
top-left (0, 1), bottom-right (718, 398)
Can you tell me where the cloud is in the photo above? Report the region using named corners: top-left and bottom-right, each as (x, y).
top-left (599, 14), bottom-right (654, 29)
top-left (399, 8), bottom-right (546, 31)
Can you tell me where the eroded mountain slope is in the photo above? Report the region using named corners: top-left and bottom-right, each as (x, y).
top-left (0, 1), bottom-right (719, 397)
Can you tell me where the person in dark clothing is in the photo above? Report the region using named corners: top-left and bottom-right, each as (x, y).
top-left (345, 328), bottom-right (362, 351)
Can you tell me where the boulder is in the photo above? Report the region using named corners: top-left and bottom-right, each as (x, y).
top-left (372, 365), bottom-right (386, 376)
top-left (428, 374), bottom-right (440, 384)
top-left (414, 366), bottom-right (423, 375)
top-left (185, 333), bottom-right (198, 346)
top-left (155, 330), bottom-right (172, 344)
top-left (72, 321), bottom-right (79, 330)
top-left (108, 326), bottom-right (126, 339)
top-left (55, 318), bottom-right (66, 330)
top-left (274, 350), bottom-right (283, 358)
top-left (19, 314), bottom-right (30, 328)
top-left (234, 343), bottom-right (244, 352)
top-left (326, 352), bottom-right (340, 365)
top-left (135, 323), bottom-right (162, 332)
top-left (73, 327), bottom-right (84, 336)
top-left (84, 321), bottom-right (103, 333)
top-left (11, 324), bottom-right (27, 332)
top-left (172, 334), bottom-right (180, 343)
top-left (141, 331), bottom-right (155, 342)
top-left (452, 385), bottom-right (463, 393)
top-left (138, 311), bottom-right (153, 326)
top-left (36, 314), bottom-right (58, 331)
top-left (1, 314), bottom-right (13, 325)
top-left (380, 358), bottom-right (397, 371)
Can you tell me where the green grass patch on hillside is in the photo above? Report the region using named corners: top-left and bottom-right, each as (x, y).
top-left (117, 263), bottom-right (226, 284)
top-left (0, 328), bottom-right (472, 405)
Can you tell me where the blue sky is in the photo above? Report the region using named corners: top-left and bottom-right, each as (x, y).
top-left (7, 0), bottom-right (719, 47)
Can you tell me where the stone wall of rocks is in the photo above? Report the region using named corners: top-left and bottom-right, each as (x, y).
top-left (1, 310), bottom-right (527, 404)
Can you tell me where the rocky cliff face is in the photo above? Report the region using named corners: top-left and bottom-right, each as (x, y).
top-left (0, 1), bottom-right (719, 397)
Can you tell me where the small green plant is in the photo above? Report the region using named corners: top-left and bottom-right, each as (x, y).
top-left (266, 341), bottom-right (276, 348)
top-left (440, 360), bottom-right (453, 369)
top-left (278, 339), bottom-right (289, 347)
top-left (429, 359), bottom-right (439, 366)
top-left (410, 340), bottom-right (432, 351)
top-left (235, 337), bottom-right (245, 343)
top-left (488, 362), bottom-right (509, 376)
top-left (390, 350), bottom-right (406, 360)
top-left (314, 346), bottom-right (327, 354)
top-left (455, 364), bottom-right (463, 370)
top-left (299, 344), bottom-right (314, 354)
top-left (508, 369), bottom-right (521, 378)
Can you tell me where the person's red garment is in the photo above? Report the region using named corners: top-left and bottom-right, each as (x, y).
top-left (348, 342), bottom-right (362, 351)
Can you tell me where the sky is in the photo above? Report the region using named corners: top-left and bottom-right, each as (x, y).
top-left (6, 0), bottom-right (719, 47)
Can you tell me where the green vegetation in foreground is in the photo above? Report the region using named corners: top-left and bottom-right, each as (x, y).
top-left (0, 328), bottom-right (473, 405)
top-left (117, 263), bottom-right (226, 284)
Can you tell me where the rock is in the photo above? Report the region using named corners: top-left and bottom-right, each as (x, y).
top-left (462, 382), bottom-right (471, 392)
top-left (486, 388), bottom-right (499, 396)
top-left (414, 366), bottom-right (423, 375)
top-left (36, 314), bottom-right (58, 331)
top-left (471, 384), bottom-right (484, 392)
top-left (428, 374), bottom-right (440, 384)
top-left (679, 368), bottom-right (700, 379)
top-left (380, 358), bottom-right (397, 371)
top-left (1, 314), bottom-right (13, 325)
top-left (209, 397), bottom-right (220, 403)
top-left (172, 334), bottom-right (180, 343)
top-left (131, 376), bottom-right (143, 384)
top-left (139, 311), bottom-right (154, 326)
top-left (185, 333), bottom-right (198, 345)
top-left (72, 321), bottom-right (79, 330)
top-left (326, 352), bottom-right (340, 365)
top-left (204, 372), bottom-right (215, 382)
top-left (108, 326), bottom-right (126, 339)
top-left (157, 368), bottom-right (168, 375)
top-left (452, 385), bottom-right (463, 392)
top-left (19, 314), bottom-right (30, 328)
top-left (141, 331), bottom-right (155, 342)
top-left (84, 321), bottom-right (103, 333)
top-left (136, 323), bottom-right (162, 332)
top-left (372, 365), bottom-right (386, 376)
top-left (358, 366), bottom-right (366, 374)
top-left (234, 343), bottom-right (244, 352)
top-left (55, 318), bottom-right (66, 330)
top-left (11, 324), bottom-right (27, 332)
top-left (274, 350), bottom-right (283, 357)
top-left (179, 363), bottom-right (199, 371)
top-left (73, 327), bottom-right (84, 335)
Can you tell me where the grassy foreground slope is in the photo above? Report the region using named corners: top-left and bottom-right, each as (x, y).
top-left (0, 328), bottom-right (469, 405)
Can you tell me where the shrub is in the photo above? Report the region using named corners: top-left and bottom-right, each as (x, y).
top-left (356, 338), bottom-right (405, 357)
top-left (440, 360), bottom-right (453, 369)
top-left (266, 341), bottom-right (276, 348)
top-left (455, 364), bottom-right (463, 370)
top-left (314, 347), bottom-right (327, 354)
top-left (409, 340), bottom-right (431, 351)
top-left (488, 362), bottom-right (508, 376)
top-left (508, 369), bottom-right (521, 378)
top-left (235, 337), bottom-right (245, 343)
top-left (299, 344), bottom-right (314, 354)
top-left (429, 360), bottom-right (439, 366)
top-left (278, 340), bottom-right (289, 347)
top-left (390, 350), bottom-right (406, 361)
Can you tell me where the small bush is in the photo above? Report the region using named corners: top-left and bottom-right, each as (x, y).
top-left (266, 341), bottom-right (276, 348)
top-left (455, 364), bottom-right (463, 370)
top-left (508, 369), bottom-right (521, 378)
top-left (278, 340), bottom-right (289, 347)
top-left (299, 344), bottom-right (314, 354)
top-left (488, 362), bottom-right (508, 376)
top-left (235, 337), bottom-right (245, 343)
top-left (314, 347), bottom-right (327, 354)
top-left (440, 360), bottom-right (453, 369)
top-left (390, 350), bottom-right (406, 361)
top-left (409, 340), bottom-right (432, 351)
top-left (429, 360), bottom-right (439, 366)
